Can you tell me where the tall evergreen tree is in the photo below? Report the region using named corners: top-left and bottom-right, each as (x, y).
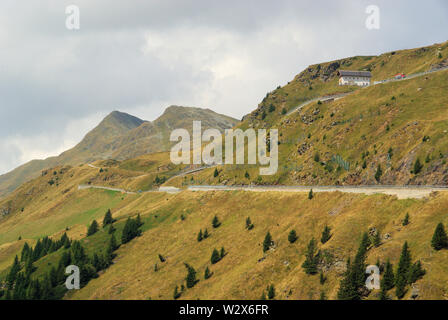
top-left (211, 249), bottom-right (221, 264)
top-left (263, 232), bottom-right (273, 253)
top-left (204, 267), bottom-right (211, 279)
top-left (212, 215), bottom-right (221, 228)
top-left (408, 261), bottom-right (426, 284)
top-left (87, 220), bottom-right (99, 236)
top-left (395, 242), bottom-right (411, 299)
top-left (383, 260), bottom-right (395, 290)
top-left (184, 263), bottom-right (197, 288)
top-left (197, 229), bottom-right (203, 242)
top-left (246, 217), bottom-right (254, 230)
top-left (308, 189), bottom-right (314, 200)
top-left (431, 223), bottom-right (448, 250)
top-left (302, 238), bottom-right (319, 275)
top-left (103, 209), bottom-right (114, 227)
top-left (321, 225), bottom-right (331, 244)
top-left (402, 213), bottom-right (410, 226)
top-left (267, 284), bottom-right (275, 300)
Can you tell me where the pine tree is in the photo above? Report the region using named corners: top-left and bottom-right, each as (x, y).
top-left (308, 189), bottom-right (313, 200)
top-left (383, 260), bottom-right (395, 290)
top-left (321, 225), bottom-right (331, 244)
top-left (263, 232), bottom-right (272, 253)
top-left (184, 263), bottom-right (197, 288)
top-left (211, 249), bottom-right (221, 264)
top-left (267, 284), bottom-right (275, 299)
top-left (87, 220), bottom-right (99, 236)
top-left (213, 168), bottom-right (219, 178)
top-left (402, 213), bottom-right (410, 226)
top-left (61, 232), bottom-right (71, 249)
top-left (212, 215), bottom-right (221, 228)
top-left (204, 267), bottom-right (211, 279)
top-left (379, 279), bottom-right (389, 300)
top-left (413, 158), bottom-right (423, 174)
top-left (109, 233), bottom-right (119, 251)
top-left (158, 254), bottom-right (166, 263)
top-left (203, 229), bottom-right (210, 239)
top-left (197, 229), bottom-right (203, 242)
top-left (302, 238), bottom-right (319, 275)
top-left (220, 247), bottom-right (226, 259)
top-left (431, 223), bottom-right (448, 250)
top-left (408, 261), bottom-right (426, 284)
top-left (395, 242), bottom-right (412, 299)
top-left (136, 213), bottom-right (144, 227)
top-left (375, 164), bottom-right (382, 182)
top-left (260, 291), bottom-right (266, 300)
top-left (6, 255), bottom-right (21, 289)
top-left (103, 209), bottom-right (114, 227)
top-left (288, 230), bottom-right (298, 243)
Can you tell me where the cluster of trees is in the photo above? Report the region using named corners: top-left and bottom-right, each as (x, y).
top-left (336, 233), bottom-right (425, 300)
top-left (197, 229), bottom-right (210, 242)
top-left (260, 284), bottom-right (275, 300)
top-left (121, 214), bottom-right (143, 244)
top-left (210, 247), bottom-right (226, 264)
top-left (1, 209), bottom-right (144, 300)
top-left (1, 234), bottom-right (119, 300)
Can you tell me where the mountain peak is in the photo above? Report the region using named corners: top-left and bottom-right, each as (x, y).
top-left (102, 110), bottom-right (145, 130)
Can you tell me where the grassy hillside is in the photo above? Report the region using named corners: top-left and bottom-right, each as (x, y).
top-left (31, 188), bottom-right (448, 300)
top-left (169, 43), bottom-right (448, 187)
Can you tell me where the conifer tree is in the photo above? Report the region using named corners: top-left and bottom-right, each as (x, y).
top-left (379, 279), bottom-right (389, 300)
top-left (263, 232), bottom-right (272, 253)
top-left (383, 260), bottom-right (395, 290)
top-left (213, 168), bottom-right (219, 177)
top-left (212, 215), bottom-right (221, 228)
top-left (267, 284), bottom-right (275, 300)
top-left (402, 213), bottom-right (410, 226)
top-left (395, 242), bottom-right (411, 299)
top-left (211, 249), bottom-right (221, 264)
top-left (103, 209), bottom-right (114, 227)
top-left (197, 229), bottom-right (203, 242)
top-left (408, 261), bottom-right (426, 284)
top-left (158, 254), bottom-right (166, 263)
top-left (204, 267), bottom-right (211, 279)
top-left (413, 158), bottom-right (423, 174)
top-left (87, 220), bottom-right (99, 236)
top-left (219, 247), bottom-right (225, 259)
top-left (184, 263), bottom-right (197, 288)
top-left (6, 256), bottom-right (21, 289)
top-left (260, 291), bottom-right (266, 300)
top-left (431, 222), bottom-right (448, 250)
top-left (302, 238), bottom-right (319, 275)
top-left (203, 229), bottom-right (209, 239)
top-left (136, 213), bottom-right (144, 227)
top-left (321, 225), bottom-right (331, 244)
top-left (288, 230), bottom-right (298, 243)
top-left (308, 189), bottom-right (313, 200)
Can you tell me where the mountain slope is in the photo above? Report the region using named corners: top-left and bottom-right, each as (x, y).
top-left (167, 41), bottom-right (448, 187)
top-left (0, 107), bottom-right (239, 198)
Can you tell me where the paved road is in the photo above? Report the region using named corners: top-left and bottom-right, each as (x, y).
top-left (187, 185), bottom-right (448, 199)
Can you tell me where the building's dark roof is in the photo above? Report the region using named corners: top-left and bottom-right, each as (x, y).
top-left (338, 70), bottom-right (372, 78)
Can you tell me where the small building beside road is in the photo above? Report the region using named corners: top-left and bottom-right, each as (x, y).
top-left (338, 70), bottom-right (372, 87)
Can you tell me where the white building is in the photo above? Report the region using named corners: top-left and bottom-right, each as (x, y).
top-left (338, 70), bottom-right (372, 87)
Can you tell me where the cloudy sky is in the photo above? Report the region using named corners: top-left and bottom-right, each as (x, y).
top-left (0, 0), bottom-right (447, 174)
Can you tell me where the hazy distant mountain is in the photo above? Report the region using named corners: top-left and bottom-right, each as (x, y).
top-left (0, 106), bottom-right (239, 197)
